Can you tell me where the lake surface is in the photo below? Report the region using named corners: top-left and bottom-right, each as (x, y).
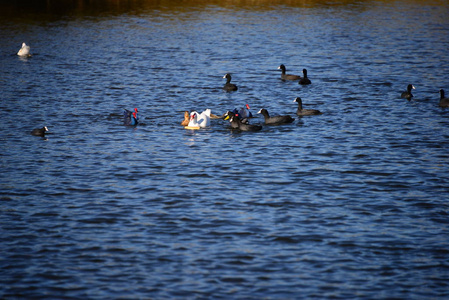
top-left (1, 0), bottom-right (449, 298)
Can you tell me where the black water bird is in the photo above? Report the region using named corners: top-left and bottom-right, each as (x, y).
top-left (229, 115), bottom-right (262, 132)
top-left (439, 89), bottom-right (449, 107)
top-left (298, 69), bottom-right (311, 85)
top-left (223, 74), bottom-right (238, 92)
top-left (258, 108), bottom-right (294, 125)
top-left (224, 111), bottom-right (249, 129)
top-left (401, 84), bottom-right (415, 100)
top-left (31, 126), bottom-right (48, 136)
top-left (278, 64), bottom-right (301, 81)
top-left (294, 97), bottom-right (322, 116)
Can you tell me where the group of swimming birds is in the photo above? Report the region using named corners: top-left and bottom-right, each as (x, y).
top-left (179, 65), bottom-right (322, 131)
top-left (179, 96), bottom-right (318, 132)
top-left (19, 42), bottom-right (448, 136)
top-left (400, 84), bottom-right (449, 107)
top-left (177, 64), bottom-right (449, 132)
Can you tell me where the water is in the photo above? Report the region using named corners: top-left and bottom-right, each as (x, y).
top-left (1, 0), bottom-right (449, 298)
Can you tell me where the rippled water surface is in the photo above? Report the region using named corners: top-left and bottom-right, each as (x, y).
top-left (1, 0), bottom-right (449, 298)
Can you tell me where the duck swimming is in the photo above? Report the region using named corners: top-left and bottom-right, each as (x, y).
top-left (278, 64), bottom-right (301, 81)
top-left (439, 89), bottom-right (449, 107)
top-left (227, 113), bottom-right (241, 129)
top-left (229, 115), bottom-right (262, 132)
top-left (185, 112), bottom-right (203, 129)
top-left (294, 97), bottom-right (322, 116)
top-left (17, 42), bottom-right (31, 57)
top-left (224, 111), bottom-right (238, 128)
top-left (224, 111), bottom-right (251, 129)
top-left (238, 104), bottom-right (253, 119)
top-left (31, 126), bottom-right (48, 137)
top-left (124, 108), bottom-right (138, 126)
top-left (181, 111), bottom-right (190, 126)
top-left (298, 69), bottom-right (311, 85)
top-left (223, 74), bottom-right (238, 92)
top-left (401, 84), bottom-right (415, 101)
top-left (194, 109), bottom-right (211, 127)
top-left (185, 109), bottom-right (210, 129)
top-left (258, 108), bottom-right (294, 125)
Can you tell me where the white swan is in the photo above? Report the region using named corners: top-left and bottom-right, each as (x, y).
top-left (17, 42), bottom-right (31, 57)
top-left (185, 109), bottom-right (211, 129)
top-left (185, 112), bottom-right (200, 129)
top-left (196, 109), bottom-right (211, 127)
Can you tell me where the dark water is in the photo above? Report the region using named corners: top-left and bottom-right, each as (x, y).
top-left (1, 0), bottom-right (449, 298)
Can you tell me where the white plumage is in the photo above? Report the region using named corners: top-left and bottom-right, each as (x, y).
top-left (17, 42), bottom-right (31, 57)
top-left (189, 109), bottom-right (210, 128)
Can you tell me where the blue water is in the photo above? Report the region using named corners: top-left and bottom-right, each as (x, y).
top-left (1, 0), bottom-right (449, 298)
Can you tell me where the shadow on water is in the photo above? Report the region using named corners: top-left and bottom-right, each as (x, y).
top-left (2, 0), bottom-right (446, 20)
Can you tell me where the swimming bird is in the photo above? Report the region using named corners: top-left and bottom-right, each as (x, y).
top-left (229, 116), bottom-right (262, 132)
top-left (238, 104), bottom-right (253, 119)
top-left (181, 111), bottom-right (190, 126)
top-left (278, 64), bottom-right (301, 81)
top-left (298, 69), bottom-right (311, 85)
top-left (189, 109), bottom-right (211, 128)
top-left (439, 89), bottom-right (449, 107)
top-left (124, 108), bottom-right (138, 126)
top-left (185, 112), bottom-right (201, 129)
top-left (223, 111), bottom-right (245, 128)
top-left (294, 97), bottom-right (322, 116)
top-left (197, 109), bottom-right (211, 127)
top-left (224, 110), bottom-right (251, 128)
top-left (31, 126), bottom-right (48, 136)
top-left (257, 108), bottom-right (294, 125)
top-left (17, 42), bottom-right (31, 57)
top-left (224, 111), bottom-right (238, 128)
top-left (401, 84), bottom-right (415, 100)
top-left (223, 73), bottom-right (238, 92)
top-left (227, 113), bottom-right (241, 129)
